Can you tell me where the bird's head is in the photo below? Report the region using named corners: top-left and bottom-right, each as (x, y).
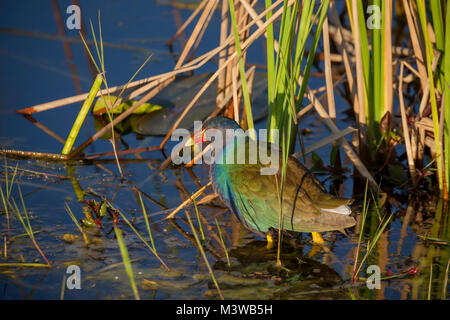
top-left (185, 116), bottom-right (242, 147)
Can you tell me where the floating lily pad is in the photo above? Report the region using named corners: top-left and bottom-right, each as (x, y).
top-left (92, 94), bottom-right (163, 139)
top-left (93, 95), bottom-right (163, 115)
top-left (94, 113), bottom-right (147, 140)
top-left (135, 73), bottom-right (269, 136)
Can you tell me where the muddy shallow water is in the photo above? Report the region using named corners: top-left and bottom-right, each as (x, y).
top-left (0, 1), bottom-right (448, 300)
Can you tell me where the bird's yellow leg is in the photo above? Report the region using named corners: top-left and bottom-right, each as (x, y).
top-left (306, 244), bottom-right (322, 258)
top-left (311, 232), bottom-right (324, 244)
top-left (266, 234), bottom-right (274, 249)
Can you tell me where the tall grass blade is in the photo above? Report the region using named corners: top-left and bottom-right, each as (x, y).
top-left (10, 189), bottom-right (50, 265)
top-left (64, 201), bottom-right (90, 245)
top-left (138, 192), bottom-right (156, 251)
top-left (116, 209), bottom-right (170, 270)
top-left (444, 0), bottom-right (450, 197)
top-left (417, 0), bottom-right (445, 194)
top-left (215, 218), bottom-right (230, 268)
top-left (186, 211), bottom-right (224, 300)
top-left (192, 196), bottom-right (205, 241)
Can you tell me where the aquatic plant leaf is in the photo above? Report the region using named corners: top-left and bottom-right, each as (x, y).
top-left (93, 95), bottom-right (163, 115)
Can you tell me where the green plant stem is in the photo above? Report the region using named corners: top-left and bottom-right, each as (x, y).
top-left (215, 218), bottom-right (230, 268)
top-left (192, 196), bottom-right (205, 241)
top-left (186, 211), bottom-right (224, 300)
top-left (113, 225), bottom-right (140, 300)
top-left (62, 74), bottom-right (103, 155)
top-left (444, 0), bottom-right (450, 195)
top-left (138, 192), bottom-right (156, 251)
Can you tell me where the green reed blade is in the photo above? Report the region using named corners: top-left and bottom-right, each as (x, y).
top-left (215, 218), bottom-right (230, 268)
top-left (117, 209), bottom-right (169, 271)
top-left (6, 161), bottom-right (18, 200)
top-left (0, 186), bottom-right (10, 239)
top-left (444, 0), bottom-right (450, 193)
top-left (186, 210), bottom-right (224, 300)
top-left (64, 201), bottom-right (89, 245)
top-left (138, 192), bottom-right (156, 251)
top-left (62, 74), bottom-right (103, 155)
top-left (113, 225), bottom-right (140, 300)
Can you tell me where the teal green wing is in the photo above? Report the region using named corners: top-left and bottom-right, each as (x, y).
top-left (223, 160), bottom-right (324, 234)
top-left (218, 148), bottom-right (355, 233)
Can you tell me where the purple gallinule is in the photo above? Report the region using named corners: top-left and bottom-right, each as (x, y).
top-left (189, 116), bottom-right (356, 245)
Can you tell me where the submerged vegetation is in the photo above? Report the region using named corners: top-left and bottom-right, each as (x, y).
top-left (0, 0), bottom-right (449, 299)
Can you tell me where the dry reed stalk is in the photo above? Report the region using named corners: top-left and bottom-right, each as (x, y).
top-left (350, 0), bottom-right (367, 148)
top-left (410, 126), bottom-right (419, 166)
top-left (322, 16), bottom-right (336, 121)
top-left (246, 64), bottom-right (256, 107)
top-left (306, 85), bottom-right (380, 192)
top-left (20, 0), bottom-right (284, 116)
top-left (297, 75), bottom-right (347, 120)
top-left (158, 66), bottom-right (255, 171)
top-left (224, 54), bottom-right (236, 118)
top-left (439, 94), bottom-right (446, 193)
top-left (234, 0), bottom-right (254, 122)
top-left (129, 0), bottom-right (280, 117)
top-left (175, 0), bottom-right (220, 69)
top-left (223, 0), bottom-right (261, 120)
top-left (399, 62), bottom-right (416, 179)
top-left (70, 75), bottom-right (174, 157)
top-left (402, 60), bottom-right (424, 79)
top-left (22, 114), bottom-right (66, 144)
top-left (169, 5), bottom-right (188, 58)
top-left (213, 66), bottom-right (255, 119)
top-left (416, 52), bottom-right (440, 166)
top-left (216, 0), bottom-right (230, 106)
top-left (328, 2), bottom-right (359, 150)
top-left (383, 0), bottom-right (393, 116)
top-left (166, 182), bottom-right (212, 219)
top-left (16, 73), bottom-right (168, 115)
top-left (18, 33), bottom-right (218, 115)
top-left (186, 0), bottom-right (221, 64)
top-left (238, 0), bottom-right (254, 68)
top-left (397, 199), bottom-right (414, 254)
top-left (402, 0), bottom-right (428, 91)
top-left (166, 0), bottom-right (209, 46)
top-left (51, 0), bottom-right (82, 95)
top-left (293, 126), bottom-right (357, 158)
top-left (185, 144), bottom-right (214, 168)
top-left (240, 0), bottom-right (278, 51)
